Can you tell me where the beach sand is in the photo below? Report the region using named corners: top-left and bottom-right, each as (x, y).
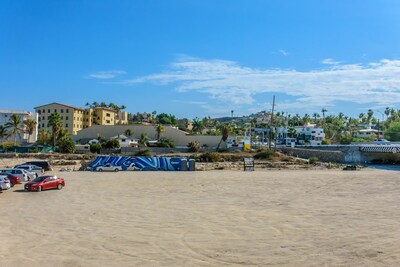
top-left (1, 169), bottom-right (400, 266)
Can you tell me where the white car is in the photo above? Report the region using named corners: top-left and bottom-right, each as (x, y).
top-left (0, 168), bottom-right (32, 182)
top-left (0, 175), bottom-right (11, 190)
top-left (15, 165), bottom-right (44, 177)
top-left (95, 163), bottom-right (122, 172)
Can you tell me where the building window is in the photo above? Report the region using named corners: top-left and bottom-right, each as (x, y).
top-left (66, 116), bottom-right (68, 120)
top-left (38, 110), bottom-right (41, 115)
top-left (48, 109), bottom-right (50, 113)
top-left (61, 109), bottom-right (64, 113)
top-left (42, 116), bottom-right (45, 120)
top-left (106, 113), bottom-right (111, 117)
top-left (38, 118), bottom-right (41, 122)
top-left (54, 109), bottom-right (57, 113)
top-left (42, 123), bottom-right (45, 127)
top-left (66, 124), bottom-right (68, 127)
top-left (42, 109), bottom-right (45, 113)
top-left (66, 109), bottom-right (69, 113)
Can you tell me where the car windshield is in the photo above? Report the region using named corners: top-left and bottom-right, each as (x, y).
top-left (32, 176), bottom-right (47, 182)
top-left (17, 166), bottom-right (29, 170)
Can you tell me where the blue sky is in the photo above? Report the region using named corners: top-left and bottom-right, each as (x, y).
top-left (2, 0), bottom-right (400, 119)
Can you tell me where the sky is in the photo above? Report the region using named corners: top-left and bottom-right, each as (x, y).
top-left (2, 0), bottom-right (400, 119)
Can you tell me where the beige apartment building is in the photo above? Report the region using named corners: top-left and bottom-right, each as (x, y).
top-left (35, 103), bottom-right (123, 135)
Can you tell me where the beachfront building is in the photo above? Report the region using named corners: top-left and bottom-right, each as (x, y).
top-left (110, 134), bottom-right (138, 147)
top-left (35, 103), bottom-right (122, 135)
top-left (35, 103), bottom-right (85, 135)
top-left (0, 109), bottom-right (38, 143)
top-left (295, 126), bottom-right (325, 146)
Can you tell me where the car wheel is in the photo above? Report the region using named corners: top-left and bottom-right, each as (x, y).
top-left (57, 184), bottom-right (63, 190)
top-left (114, 168), bottom-right (119, 172)
top-left (98, 168), bottom-right (103, 172)
top-left (37, 186), bottom-right (42, 192)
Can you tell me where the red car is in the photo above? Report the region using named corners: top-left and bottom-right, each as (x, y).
top-left (0, 172), bottom-right (20, 187)
top-left (24, 175), bottom-right (65, 192)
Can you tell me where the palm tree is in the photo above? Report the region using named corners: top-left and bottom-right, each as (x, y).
top-left (367, 109), bottom-right (374, 123)
top-left (192, 118), bottom-right (205, 134)
top-left (37, 129), bottom-right (51, 145)
top-left (155, 124), bottom-right (164, 140)
top-left (321, 108), bottom-right (328, 119)
top-left (0, 126), bottom-right (8, 142)
top-left (48, 112), bottom-right (63, 147)
top-left (24, 119), bottom-right (37, 144)
top-left (5, 114), bottom-right (23, 144)
top-left (139, 133), bottom-right (149, 146)
top-left (312, 112), bottom-right (320, 124)
top-left (216, 124), bottom-right (231, 151)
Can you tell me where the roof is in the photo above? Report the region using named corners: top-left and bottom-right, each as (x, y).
top-left (0, 109), bottom-right (32, 115)
top-left (93, 106), bottom-right (117, 113)
top-left (34, 102), bottom-right (84, 111)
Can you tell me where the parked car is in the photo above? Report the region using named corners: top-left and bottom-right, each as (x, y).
top-left (23, 161), bottom-right (52, 171)
top-left (373, 139), bottom-right (391, 144)
top-left (24, 175), bottom-right (65, 192)
top-left (0, 175), bottom-right (11, 190)
top-left (15, 165), bottom-right (44, 177)
top-left (0, 172), bottom-right (20, 187)
top-left (0, 168), bottom-right (31, 182)
top-left (95, 163), bottom-right (122, 172)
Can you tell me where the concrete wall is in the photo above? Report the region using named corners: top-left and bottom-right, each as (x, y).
top-left (73, 125), bottom-right (223, 148)
top-left (279, 147), bottom-right (345, 163)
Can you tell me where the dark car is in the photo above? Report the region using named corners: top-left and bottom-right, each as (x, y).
top-left (24, 161), bottom-right (52, 171)
top-left (24, 175), bottom-right (65, 192)
top-left (0, 172), bottom-right (20, 187)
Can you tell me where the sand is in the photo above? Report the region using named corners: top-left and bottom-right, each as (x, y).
top-left (1, 168), bottom-right (400, 266)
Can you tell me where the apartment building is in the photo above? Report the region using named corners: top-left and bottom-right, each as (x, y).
top-left (0, 109), bottom-right (38, 143)
top-left (35, 103), bottom-right (85, 135)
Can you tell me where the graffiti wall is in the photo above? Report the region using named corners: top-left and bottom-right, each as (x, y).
top-left (88, 156), bottom-right (195, 171)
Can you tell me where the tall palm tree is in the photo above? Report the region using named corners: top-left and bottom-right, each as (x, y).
top-left (124, 129), bottom-right (132, 137)
top-left (312, 112), bottom-right (320, 124)
top-left (24, 119), bottom-right (37, 144)
top-left (216, 124), bottom-right (231, 151)
top-left (0, 125), bottom-right (8, 142)
top-left (48, 112), bottom-right (63, 147)
top-left (321, 108), bottom-right (328, 119)
top-left (5, 114), bottom-right (23, 144)
top-left (367, 109), bottom-right (374, 123)
top-left (155, 124), bottom-right (164, 140)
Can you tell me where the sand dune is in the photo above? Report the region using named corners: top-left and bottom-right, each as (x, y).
top-left (1, 169), bottom-right (400, 266)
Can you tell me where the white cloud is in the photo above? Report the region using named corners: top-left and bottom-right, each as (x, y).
top-left (279, 49), bottom-right (288, 56)
top-left (88, 70), bottom-right (126, 79)
top-left (321, 58), bottom-right (341, 65)
top-left (123, 57), bottom-right (400, 112)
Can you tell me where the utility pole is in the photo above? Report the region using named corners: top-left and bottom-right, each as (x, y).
top-left (269, 95), bottom-right (275, 150)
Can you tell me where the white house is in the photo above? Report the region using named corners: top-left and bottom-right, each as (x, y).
top-left (356, 128), bottom-right (382, 139)
top-left (295, 126), bottom-right (325, 146)
top-left (0, 109), bottom-right (38, 143)
top-left (110, 134), bottom-right (138, 147)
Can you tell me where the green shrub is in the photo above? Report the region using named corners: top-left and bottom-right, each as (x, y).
top-left (104, 139), bottom-right (120, 149)
top-left (135, 149), bottom-right (151, 157)
top-left (254, 149), bottom-right (276, 159)
top-left (90, 143), bottom-right (102, 153)
top-left (58, 137), bottom-right (75, 154)
top-left (187, 141), bottom-right (200, 152)
top-left (309, 156), bottom-right (318, 164)
top-left (217, 148), bottom-right (230, 153)
top-left (157, 138), bottom-right (175, 148)
top-left (200, 152), bottom-right (221, 162)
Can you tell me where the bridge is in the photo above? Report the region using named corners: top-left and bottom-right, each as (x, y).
top-left (279, 144), bottom-right (400, 164)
